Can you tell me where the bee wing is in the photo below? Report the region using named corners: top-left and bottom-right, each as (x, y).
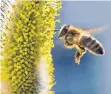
top-left (83, 25), bottom-right (108, 35)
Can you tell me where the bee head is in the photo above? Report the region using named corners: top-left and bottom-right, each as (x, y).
top-left (58, 24), bottom-right (70, 39)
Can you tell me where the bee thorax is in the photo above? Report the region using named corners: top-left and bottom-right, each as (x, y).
top-left (65, 33), bottom-right (79, 45)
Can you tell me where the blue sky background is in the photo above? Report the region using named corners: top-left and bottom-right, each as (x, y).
top-left (52, 1), bottom-right (111, 94)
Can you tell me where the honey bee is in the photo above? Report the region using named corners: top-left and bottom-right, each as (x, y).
top-left (58, 24), bottom-right (105, 65)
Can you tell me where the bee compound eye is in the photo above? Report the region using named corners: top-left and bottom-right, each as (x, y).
top-left (61, 28), bottom-right (67, 34)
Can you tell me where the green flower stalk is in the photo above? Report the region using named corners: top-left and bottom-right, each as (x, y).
top-left (0, 1), bottom-right (61, 94)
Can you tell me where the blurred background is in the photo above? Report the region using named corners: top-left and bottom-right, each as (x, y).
top-left (52, 1), bottom-right (111, 94)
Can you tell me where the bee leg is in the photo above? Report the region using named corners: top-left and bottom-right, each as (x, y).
top-left (64, 40), bottom-right (74, 49)
top-left (74, 47), bottom-right (86, 65)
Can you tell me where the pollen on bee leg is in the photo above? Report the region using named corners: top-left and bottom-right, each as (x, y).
top-left (74, 56), bottom-right (80, 65)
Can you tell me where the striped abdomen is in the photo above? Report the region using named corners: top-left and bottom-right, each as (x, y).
top-left (80, 35), bottom-right (105, 55)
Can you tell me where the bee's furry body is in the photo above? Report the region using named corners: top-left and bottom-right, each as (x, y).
top-left (58, 24), bottom-right (105, 64)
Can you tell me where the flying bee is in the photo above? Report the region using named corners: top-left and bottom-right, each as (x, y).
top-left (58, 24), bottom-right (106, 65)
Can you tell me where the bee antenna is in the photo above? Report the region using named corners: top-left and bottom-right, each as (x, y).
top-left (48, 29), bottom-right (60, 32)
top-left (54, 29), bottom-right (60, 31)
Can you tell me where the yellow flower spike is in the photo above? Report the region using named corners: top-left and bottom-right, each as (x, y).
top-left (1, 1), bottom-right (61, 94)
